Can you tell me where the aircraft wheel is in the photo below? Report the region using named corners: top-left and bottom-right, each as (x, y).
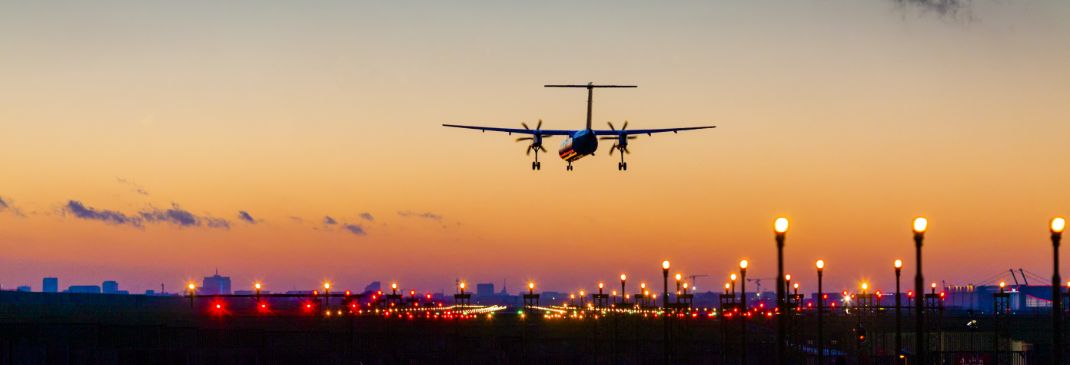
top-left (531, 162), bottom-right (536, 170)
top-left (623, 162), bottom-right (628, 171)
top-left (536, 162), bottom-right (541, 170)
top-left (617, 162), bottom-right (622, 171)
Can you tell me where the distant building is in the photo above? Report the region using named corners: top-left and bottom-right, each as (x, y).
top-left (42, 277), bottom-right (58, 293)
top-left (476, 283), bottom-right (495, 297)
top-left (16, 285), bottom-right (31, 292)
top-left (201, 270), bottom-right (232, 295)
top-left (67, 285), bottom-right (102, 294)
top-left (364, 281), bottom-right (381, 293)
top-left (102, 281), bottom-right (119, 294)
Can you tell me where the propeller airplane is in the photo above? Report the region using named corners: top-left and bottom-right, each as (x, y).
top-left (443, 83), bottom-right (716, 171)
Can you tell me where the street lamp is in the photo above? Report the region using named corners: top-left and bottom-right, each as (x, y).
top-left (620, 274), bottom-right (627, 305)
top-left (529, 281), bottom-right (535, 295)
top-left (894, 258), bottom-right (903, 363)
top-left (324, 282), bottom-right (332, 308)
top-left (1051, 216), bottom-right (1065, 365)
top-left (731, 273), bottom-right (738, 301)
top-left (187, 282), bottom-right (196, 308)
top-left (912, 217), bottom-right (928, 365)
top-left (254, 282), bottom-right (262, 304)
top-left (740, 259), bottom-right (750, 365)
top-left (816, 259), bottom-right (825, 365)
top-left (773, 217), bottom-right (789, 365)
top-left (662, 260), bottom-right (671, 365)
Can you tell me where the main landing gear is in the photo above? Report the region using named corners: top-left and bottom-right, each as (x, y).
top-left (617, 162), bottom-right (628, 171)
top-left (566, 162), bottom-right (573, 171)
top-left (531, 161), bottom-right (541, 170)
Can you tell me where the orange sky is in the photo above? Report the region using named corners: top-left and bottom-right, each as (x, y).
top-left (1, 0), bottom-right (1068, 294)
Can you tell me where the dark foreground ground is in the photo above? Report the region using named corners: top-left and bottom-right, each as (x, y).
top-left (0, 292), bottom-right (1063, 364)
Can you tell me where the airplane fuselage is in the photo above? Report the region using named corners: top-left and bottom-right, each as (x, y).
top-left (558, 129), bottom-right (598, 162)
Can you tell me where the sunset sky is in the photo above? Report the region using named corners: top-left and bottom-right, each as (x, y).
top-left (1, 0), bottom-right (1068, 295)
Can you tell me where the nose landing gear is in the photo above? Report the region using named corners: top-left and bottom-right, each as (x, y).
top-left (531, 161), bottom-right (541, 170)
top-left (566, 162), bottom-right (573, 171)
top-left (617, 162), bottom-right (628, 171)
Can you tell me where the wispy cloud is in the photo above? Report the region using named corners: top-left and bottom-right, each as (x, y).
top-left (65, 200), bottom-right (143, 227)
top-left (0, 196), bottom-right (27, 217)
top-left (116, 177), bottom-right (150, 196)
top-left (891, 0), bottom-right (973, 20)
top-left (359, 212), bottom-right (374, 221)
top-left (323, 216), bottom-right (337, 225)
top-left (398, 210), bottom-right (443, 221)
top-left (139, 204), bottom-right (230, 229)
top-left (238, 211), bottom-right (257, 224)
top-left (343, 224), bottom-right (366, 236)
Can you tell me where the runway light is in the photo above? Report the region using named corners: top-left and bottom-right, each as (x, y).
top-left (1052, 217), bottom-right (1066, 234)
top-left (894, 259), bottom-right (903, 269)
top-left (913, 217), bottom-right (928, 234)
top-left (774, 217), bottom-right (789, 234)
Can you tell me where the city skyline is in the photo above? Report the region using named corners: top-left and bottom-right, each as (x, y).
top-left (2, 0), bottom-right (1069, 293)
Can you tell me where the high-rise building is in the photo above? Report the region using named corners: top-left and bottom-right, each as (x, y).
top-left (102, 280), bottom-right (119, 294)
top-left (42, 277), bottom-right (58, 293)
top-left (67, 285), bottom-right (101, 294)
top-left (202, 270), bottom-right (232, 295)
top-left (476, 283), bottom-right (495, 297)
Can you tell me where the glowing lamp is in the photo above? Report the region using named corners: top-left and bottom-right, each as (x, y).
top-left (861, 283), bottom-right (869, 291)
top-left (894, 259), bottom-right (903, 269)
top-left (816, 259), bottom-right (825, 270)
top-left (999, 281), bottom-right (1006, 288)
top-left (675, 273), bottom-right (682, 281)
top-left (529, 282), bottom-right (535, 290)
top-left (739, 259), bottom-right (749, 270)
top-left (793, 283), bottom-right (799, 289)
top-left (785, 274), bottom-right (792, 281)
top-left (1052, 217), bottom-right (1066, 234)
top-left (662, 260), bottom-right (671, 270)
top-left (620, 274), bottom-right (627, 281)
top-left (774, 217), bottom-right (789, 234)
top-left (913, 217), bottom-right (928, 234)
top-left (187, 283), bottom-right (196, 291)
top-left (641, 282), bottom-right (647, 289)
top-left (323, 283), bottom-right (331, 290)
top-left (598, 282), bottom-right (604, 289)
top-left (254, 283), bottom-right (262, 290)
top-left (459, 282), bottom-right (466, 290)
top-left (731, 273), bottom-right (738, 281)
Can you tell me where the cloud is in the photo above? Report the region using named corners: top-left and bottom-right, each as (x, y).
top-left (359, 212), bottom-right (374, 221)
top-left (343, 224), bottom-right (366, 236)
top-left (116, 177), bottom-right (150, 196)
top-left (65, 200), bottom-right (142, 227)
top-left (891, 0), bottom-right (973, 19)
top-left (139, 204), bottom-right (229, 229)
top-left (323, 216), bottom-right (337, 225)
top-left (0, 197), bottom-right (7, 210)
top-left (0, 196), bottom-right (27, 217)
top-left (398, 210), bottom-right (443, 221)
top-left (238, 211), bottom-right (257, 224)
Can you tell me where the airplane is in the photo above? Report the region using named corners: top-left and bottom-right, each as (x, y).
top-left (443, 83), bottom-right (715, 171)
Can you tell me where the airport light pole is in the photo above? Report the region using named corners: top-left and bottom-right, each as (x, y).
top-left (740, 259), bottom-right (749, 365)
top-left (675, 273), bottom-right (683, 304)
top-left (894, 259), bottom-right (903, 363)
top-left (187, 282), bottom-right (196, 308)
top-left (1051, 217), bottom-right (1065, 365)
top-left (662, 260), bottom-right (671, 365)
top-left (731, 273), bottom-right (738, 302)
top-left (324, 282), bottom-right (331, 309)
top-left (816, 259), bottom-right (825, 365)
top-left (774, 218), bottom-right (789, 365)
top-left (912, 217), bottom-right (928, 365)
top-left (620, 274), bottom-right (627, 305)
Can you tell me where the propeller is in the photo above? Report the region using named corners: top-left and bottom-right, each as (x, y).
top-left (599, 121), bottom-right (637, 155)
top-left (516, 119), bottom-right (550, 155)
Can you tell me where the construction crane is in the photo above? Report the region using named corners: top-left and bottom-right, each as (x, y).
top-left (1009, 269), bottom-right (1021, 287)
top-left (746, 277), bottom-right (776, 297)
top-left (1018, 268), bottom-right (1029, 286)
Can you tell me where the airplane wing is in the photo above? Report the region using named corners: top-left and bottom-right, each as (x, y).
top-left (592, 125), bottom-right (716, 136)
top-left (442, 124), bottom-right (574, 135)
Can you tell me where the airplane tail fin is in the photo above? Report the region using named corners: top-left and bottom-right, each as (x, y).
top-left (545, 83), bottom-right (636, 130)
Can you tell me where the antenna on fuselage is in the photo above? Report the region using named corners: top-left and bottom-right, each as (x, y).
top-left (544, 83), bottom-right (637, 130)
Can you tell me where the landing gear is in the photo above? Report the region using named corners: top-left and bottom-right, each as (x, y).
top-left (566, 162), bottom-right (573, 171)
top-left (617, 162), bottom-right (628, 171)
top-left (531, 161), bottom-right (541, 170)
